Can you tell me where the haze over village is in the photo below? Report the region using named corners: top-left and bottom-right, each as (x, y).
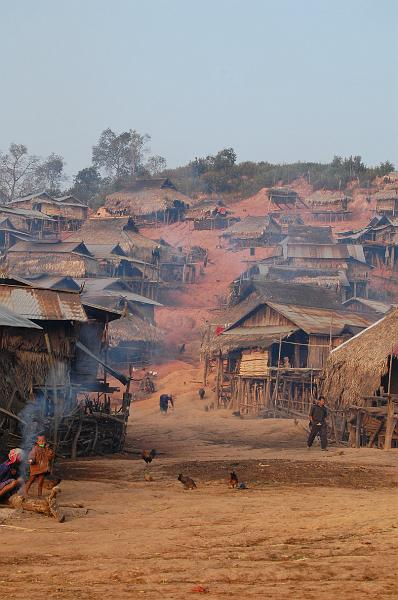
top-left (0, 1), bottom-right (397, 599)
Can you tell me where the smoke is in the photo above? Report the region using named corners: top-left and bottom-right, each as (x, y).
top-left (17, 364), bottom-right (65, 478)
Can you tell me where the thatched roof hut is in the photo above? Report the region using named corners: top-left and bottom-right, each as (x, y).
top-left (104, 178), bottom-right (192, 223)
top-left (322, 308), bottom-right (398, 408)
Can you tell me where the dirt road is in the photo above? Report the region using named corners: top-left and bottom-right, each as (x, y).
top-left (1, 367), bottom-right (398, 599)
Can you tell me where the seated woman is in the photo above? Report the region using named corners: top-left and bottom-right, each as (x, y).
top-left (0, 448), bottom-right (23, 499)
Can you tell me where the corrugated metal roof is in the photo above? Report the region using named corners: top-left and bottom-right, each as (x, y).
top-left (0, 284), bottom-right (87, 321)
top-left (267, 302), bottom-right (373, 335)
top-left (284, 243), bottom-right (367, 263)
top-left (0, 304), bottom-right (42, 329)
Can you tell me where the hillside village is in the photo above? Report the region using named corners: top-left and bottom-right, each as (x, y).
top-left (1, 171), bottom-right (398, 455)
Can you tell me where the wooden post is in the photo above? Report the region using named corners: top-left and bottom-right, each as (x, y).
top-left (203, 353), bottom-right (209, 386)
top-left (274, 335), bottom-right (283, 417)
top-left (348, 409), bottom-right (356, 447)
top-left (215, 352), bottom-right (223, 408)
top-left (330, 411), bottom-right (339, 446)
top-left (384, 396), bottom-right (396, 450)
top-left (355, 410), bottom-right (362, 447)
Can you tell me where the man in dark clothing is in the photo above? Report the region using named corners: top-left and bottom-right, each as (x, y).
top-left (159, 394), bottom-right (170, 414)
top-left (307, 396), bottom-right (328, 450)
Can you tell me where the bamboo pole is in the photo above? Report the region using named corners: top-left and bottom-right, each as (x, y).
top-left (274, 334), bottom-right (283, 417)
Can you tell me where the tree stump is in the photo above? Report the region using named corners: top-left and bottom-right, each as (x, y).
top-left (8, 486), bottom-right (65, 522)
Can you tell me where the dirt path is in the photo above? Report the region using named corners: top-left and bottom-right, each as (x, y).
top-left (1, 366), bottom-right (398, 599)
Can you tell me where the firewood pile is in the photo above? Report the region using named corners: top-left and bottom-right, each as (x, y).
top-left (8, 486), bottom-right (65, 522)
top-left (1, 409), bottom-right (127, 458)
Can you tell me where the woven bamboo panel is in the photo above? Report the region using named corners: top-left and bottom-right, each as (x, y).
top-left (239, 350), bottom-right (269, 376)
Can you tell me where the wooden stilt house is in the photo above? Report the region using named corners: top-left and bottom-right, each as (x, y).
top-left (203, 283), bottom-right (374, 418)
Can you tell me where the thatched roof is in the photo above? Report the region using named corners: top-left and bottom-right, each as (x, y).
top-left (222, 216), bottom-right (280, 239)
top-left (109, 314), bottom-right (162, 346)
top-left (105, 178), bottom-right (192, 216)
top-left (305, 191), bottom-right (350, 206)
top-left (322, 308), bottom-right (398, 408)
top-left (374, 190), bottom-right (398, 201)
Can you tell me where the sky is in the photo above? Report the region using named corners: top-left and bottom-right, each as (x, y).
top-left (0, 0), bottom-right (397, 181)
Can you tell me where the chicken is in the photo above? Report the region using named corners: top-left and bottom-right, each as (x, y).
top-left (228, 471), bottom-right (239, 489)
top-left (178, 473), bottom-right (197, 490)
top-left (141, 449), bottom-right (157, 464)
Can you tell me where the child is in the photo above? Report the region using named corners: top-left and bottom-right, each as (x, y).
top-left (24, 435), bottom-right (54, 497)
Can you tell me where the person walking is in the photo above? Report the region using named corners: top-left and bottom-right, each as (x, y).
top-left (307, 396), bottom-right (328, 451)
top-left (159, 393), bottom-right (170, 415)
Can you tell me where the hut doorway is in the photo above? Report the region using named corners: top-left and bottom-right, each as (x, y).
top-left (380, 355), bottom-right (398, 395)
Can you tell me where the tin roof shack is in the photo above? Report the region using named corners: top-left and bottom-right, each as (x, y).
top-left (338, 215), bottom-right (398, 271)
top-left (83, 244), bottom-right (159, 297)
top-left (203, 282), bottom-right (373, 418)
top-left (66, 216), bottom-right (158, 263)
top-left (322, 309), bottom-right (398, 449)
top-left (0, 282), bottom-right (130, 457)
top-left (184, 200), bottom-right (238, 230)
top-left (306, 191), bottom-right (352, 223)
top-left (222, 215), bottom-right (282, 249)
top-left (280, 242), bottom-right (370, 300)
top-left (76, 278), bottom-right (161, 324)
top-left (0, 204), bottom-right (55, 239)
top-left (7, 240), bottom-right (99, 278)
top-left (9, 191), bottom-right (88, 233)
top-left (104, 178), bottom-right (191, 225)
top-left (374, 190), bottom-right (398, 217)
top-left (75, 278), bottom-right (163, 365)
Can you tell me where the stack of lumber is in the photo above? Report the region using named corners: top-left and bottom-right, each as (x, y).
top-left (239, 350), bottom-right (269, 377)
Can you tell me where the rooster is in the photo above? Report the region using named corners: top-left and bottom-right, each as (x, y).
top-left (229, 471), bottom-right (239, 489)
top-left (141, 449), bottom-right (157, 464)
top-left (178, 473), bottom-right (197, 490)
